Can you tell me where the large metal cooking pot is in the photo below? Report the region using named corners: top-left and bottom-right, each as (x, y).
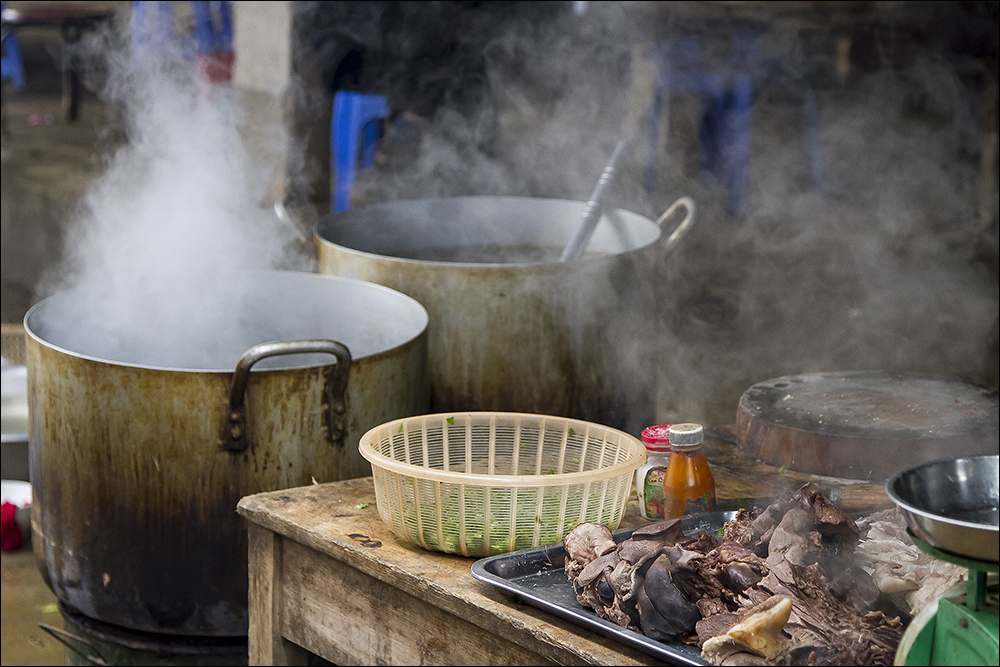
top-left (315, 196), bottom-right (693, 436)
top-left (25, 270), bottom-right (428, 636)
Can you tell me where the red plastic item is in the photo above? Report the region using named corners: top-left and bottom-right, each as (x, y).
top-left (1, 501), bottom-right (23, 551)
top-left (196, 50), bottom-right (234, 83)
top-left (640, 423), bottom-right (672, 451)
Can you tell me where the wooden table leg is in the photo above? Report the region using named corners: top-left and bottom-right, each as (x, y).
top-left (247, 522), bottom-right (310, 666)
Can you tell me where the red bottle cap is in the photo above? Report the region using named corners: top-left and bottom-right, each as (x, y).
top-left (641, 424), bottom-right (672, 453)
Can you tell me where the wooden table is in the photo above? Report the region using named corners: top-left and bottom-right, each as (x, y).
top-left (237, 437), bottom-right (893, 666)
top-left (238, 477), bottom-right (672, 666)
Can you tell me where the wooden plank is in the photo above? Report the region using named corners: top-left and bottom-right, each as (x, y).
top-left (239, 481), bottom-right (666, 666)
top-left (279, 538), bottom-right (556, 666)
top-left (247, 522), bottom-right (309, 666)
top-left (702, 437), bottom-right (893, 514)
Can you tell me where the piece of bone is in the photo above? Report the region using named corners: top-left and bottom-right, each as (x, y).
top-left (726, 596), bottom-right (793, 661)
top-left (702, 634), bottom-right (760, 665)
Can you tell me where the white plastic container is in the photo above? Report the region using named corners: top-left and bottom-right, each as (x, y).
top-left (1, 365), bottom-right (29, 482)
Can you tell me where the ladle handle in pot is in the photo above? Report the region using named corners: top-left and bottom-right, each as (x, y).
top-left (222, 339), bottom-right (352, 453)
top-left (656, 196), bottom-right (695, 257)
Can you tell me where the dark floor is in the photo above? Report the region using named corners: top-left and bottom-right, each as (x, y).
top-left (1, 547), bottom-right (65, 666)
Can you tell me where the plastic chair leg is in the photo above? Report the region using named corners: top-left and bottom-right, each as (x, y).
top-left (644, 88), bottom-right (664, 193)
top-left (191, 1), bottom-right (233, 52)
top-left (361, 118), bottom-right (382, 170)
top-left (332, 92), bottom-right (389, 213)
top-left (724, 72), bottom-right (753, 217)
top-left (1, 30), bottom-right (26, 90)
top-left (804, 86), bottom-right (822, 188)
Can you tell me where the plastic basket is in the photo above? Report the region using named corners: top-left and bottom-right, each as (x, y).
top-left (358, 412), bottom-right (645, 557)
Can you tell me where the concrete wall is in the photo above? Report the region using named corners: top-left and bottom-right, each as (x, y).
top-left (232, 0), bottom-right (331, 216)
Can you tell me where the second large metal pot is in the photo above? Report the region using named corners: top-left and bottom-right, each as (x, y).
top-left (26, 270), bottom-right (428, 636)
top-left (315, 196), bottom-right (693, 435)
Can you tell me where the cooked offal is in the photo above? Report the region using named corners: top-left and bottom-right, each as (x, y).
top-left (563, 483), bottom-right (960, 665)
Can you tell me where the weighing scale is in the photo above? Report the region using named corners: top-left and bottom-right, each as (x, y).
top-left (886, 455), bottom-right (999, 666)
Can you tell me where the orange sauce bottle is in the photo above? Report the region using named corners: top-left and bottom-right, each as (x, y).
top-left (662, 423), bottom-right (716, 518)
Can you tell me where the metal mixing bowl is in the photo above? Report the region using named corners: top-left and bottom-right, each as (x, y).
top-left (886, 455), bottom-right (999, 563)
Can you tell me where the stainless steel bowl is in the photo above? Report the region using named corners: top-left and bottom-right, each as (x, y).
top-left (886, 455), bottom-right (999, 563)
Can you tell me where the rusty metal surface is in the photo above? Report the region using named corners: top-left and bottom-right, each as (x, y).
top-left (25, 271), bottom-right (428, 636)
top-left (315, 196), bottom-right (687, 435)
top-left (735, 371), bottom-right (1000, 481)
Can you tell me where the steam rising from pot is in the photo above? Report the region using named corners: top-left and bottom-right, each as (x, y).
top-left (36, 41), bottom-right (312, 369)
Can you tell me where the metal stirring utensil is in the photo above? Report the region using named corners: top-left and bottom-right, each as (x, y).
top-left (559, 140), bottom-right (627, 262)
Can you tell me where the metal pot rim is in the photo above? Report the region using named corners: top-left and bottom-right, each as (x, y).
top-left (24, 270), bottom-right (428, 373)
top-left (315, 196), bottom-right (664, 268)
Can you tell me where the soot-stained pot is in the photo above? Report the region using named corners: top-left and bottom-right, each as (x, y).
top-left (315, 196), bottom-right (694, 435)
top-left (25, 270), bottom-right (428, 636)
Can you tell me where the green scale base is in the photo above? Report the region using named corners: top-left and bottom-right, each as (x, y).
top-left (896, 533), bottom-right (999, 666)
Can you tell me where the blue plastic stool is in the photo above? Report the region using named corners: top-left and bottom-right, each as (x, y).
top-left (646, 32), bottom-right (821, 217)
top-left (191, 1), bottom-right (232, 53)
top-left (332, 91), bottom-right (389, 212)
top-left (131, 1), bottom-right (232, 65)
top-left (1, 2), bottom-right (26, 90)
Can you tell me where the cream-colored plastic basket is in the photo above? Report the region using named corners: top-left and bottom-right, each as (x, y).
top-left (359, 412), bottom-right (645, 557)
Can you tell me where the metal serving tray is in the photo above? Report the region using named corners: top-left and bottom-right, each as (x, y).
top-left (471, 511), bottom-right (737, 666)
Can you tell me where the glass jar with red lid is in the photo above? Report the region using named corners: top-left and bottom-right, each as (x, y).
top-left (636, 424), bottom-right (672, 520)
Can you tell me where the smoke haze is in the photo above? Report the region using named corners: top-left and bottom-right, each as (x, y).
top-left (33, 2), bottom-right (998, 423)
top-left (342, 2), bottom-right (998, 426)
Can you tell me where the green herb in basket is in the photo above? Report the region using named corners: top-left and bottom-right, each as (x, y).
top-left (403, 485), bottom-right (576, 555)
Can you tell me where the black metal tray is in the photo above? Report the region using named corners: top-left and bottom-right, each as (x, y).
top-left (471, 511), bottom-right (737, 666)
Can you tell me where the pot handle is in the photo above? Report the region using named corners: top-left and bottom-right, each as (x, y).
top-left (222, 339), bottom-right (352, 453)
top-left (655, 196), bottom-right (696, 257)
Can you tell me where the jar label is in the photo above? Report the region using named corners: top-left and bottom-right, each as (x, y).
top-left (643, 468), bottom-right (667, 519)
top-left (682, 492), bottom-right (716, 515)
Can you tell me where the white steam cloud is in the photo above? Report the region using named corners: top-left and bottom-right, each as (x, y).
top-left (49, 60), bottom-right (304, 295)
top-left (34, 41), bottom-right (311, 369)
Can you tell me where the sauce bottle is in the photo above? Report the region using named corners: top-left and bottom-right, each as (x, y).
top-left (636, 424), bottom-right (672, 520)
top-left (662, 423), bottom-right (716, 518)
